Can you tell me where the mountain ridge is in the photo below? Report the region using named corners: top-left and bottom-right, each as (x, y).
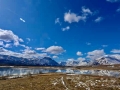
top-left (0, 54), bottom-right (120, 66)
top-left (0, 54), bottom-right (59, 66)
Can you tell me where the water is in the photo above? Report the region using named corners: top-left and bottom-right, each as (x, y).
top-left (0, 67), bottom-right (120, 78)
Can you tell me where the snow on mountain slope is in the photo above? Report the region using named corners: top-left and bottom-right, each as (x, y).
top-left (59, 62), bottom-right (66, 66)
top-left (0, 55), bottom-right (59, 66)
top-left (60, 55), bottom-right (120, 66)
top-left (93, 55), bottom-right (120, 65)
top-left (1, 54), bottom-right (120, 66)
top-left (66, 60), bottom-right (80, 66)
top-left (59, 60), bottom-right (88, 66)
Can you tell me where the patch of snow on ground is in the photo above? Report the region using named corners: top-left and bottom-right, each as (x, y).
top-left (61, 77), bottom-right (68, 90)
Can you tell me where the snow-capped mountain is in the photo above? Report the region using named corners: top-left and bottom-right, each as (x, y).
top-left (1, 54), bottom-right (120, 66)
top-left (59, 62), bottom-right (66, 66)
top-left (60, 55), bottom-right (120, 66)
top-left (59, 60), bottom-right (79, 66)
top-left (0, 55), bottom-right (59, 66)
top-left (66, 60), bottom-right (80, 66)
top-left (93, 55), bottom-right (120, 65)
top-left (59, 60), bottom-right (88, 66)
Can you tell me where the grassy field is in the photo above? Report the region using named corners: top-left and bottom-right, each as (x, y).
top-left (0, 73), bottom-right (120, 90)
top-left (76, 64), bottom-right (120, 70)
top-left (0, 64), bottom-right (120, 90)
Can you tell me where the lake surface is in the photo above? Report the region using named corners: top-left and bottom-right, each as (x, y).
top-left (0, 67), bottom-right (120, 78)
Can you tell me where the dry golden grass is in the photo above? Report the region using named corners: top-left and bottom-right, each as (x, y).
top-left (76, 64), bottom-right (120, 71)
top-left (0, 73), bottom-right (120, 90)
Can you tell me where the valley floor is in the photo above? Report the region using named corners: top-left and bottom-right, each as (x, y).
top-left (0, 73), bottom-right (120, 90)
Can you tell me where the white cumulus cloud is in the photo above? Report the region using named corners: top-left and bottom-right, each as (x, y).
top-left (0, 47), bottom-right (48, 58)
top-left (76, 51), bottom-right (83, 56)
top-left (64, 11), bottom-right (87, 23)
top-left (0, 29), bottom-right (24, 46)
top-left (45, 46), bottom-right (66, 55)
top-left (64, 7), bottom-right (93, 23)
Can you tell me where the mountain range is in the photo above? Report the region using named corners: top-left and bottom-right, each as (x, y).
top-left (59, 55), bottom-right (120, 66)
top-left (93, 55), bottom-right (120, 65)
top-left (0, 54), bottom-right (120, 66)
top-left (0, 55), bottom-right (59, 66)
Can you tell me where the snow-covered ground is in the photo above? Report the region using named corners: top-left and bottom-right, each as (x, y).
top-left (51, 75), bottom-right (120, 90)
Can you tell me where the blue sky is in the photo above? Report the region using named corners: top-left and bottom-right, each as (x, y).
top-left (0, 0), bottom-right (120, 62)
